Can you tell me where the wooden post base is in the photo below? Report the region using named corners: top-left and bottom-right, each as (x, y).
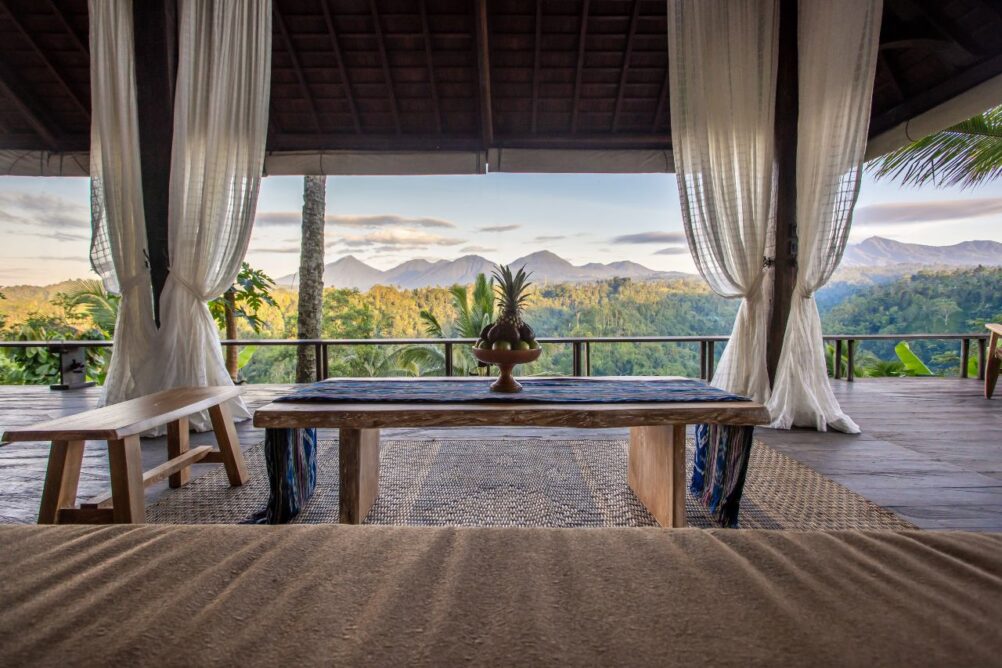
top-left (628, 424), bottom-right (687, 528)
top-left (339, 427), bottom-right (380, 524)
top-left (986, 329), bottom-right (1000, 399)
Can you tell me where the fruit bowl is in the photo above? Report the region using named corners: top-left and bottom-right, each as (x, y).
top-left (471, 346), bottom-right (541, 393)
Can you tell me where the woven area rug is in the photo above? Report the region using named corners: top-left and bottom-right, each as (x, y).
top-left (147, 439), bottom-right (914, 529)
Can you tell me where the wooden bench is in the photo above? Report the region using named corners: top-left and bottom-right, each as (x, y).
top-left (987, 323), bottom-right (1001, 399)
top-left (0, 387), bottom-right (249, 524)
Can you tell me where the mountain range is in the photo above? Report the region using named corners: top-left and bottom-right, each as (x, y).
top-left (277, 251), bottom-right (690, 290)
top-left (274, 237), bottom-right (1002, 291)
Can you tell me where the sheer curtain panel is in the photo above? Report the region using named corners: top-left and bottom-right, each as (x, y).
top-left (767, 0), bottom-right (883, 432)
top-left (667, 0), bottom-right (778, 403)
top-left (155, 0), bottom-right (272, 430)
top-left (89, 0), bottom-right (157, 407)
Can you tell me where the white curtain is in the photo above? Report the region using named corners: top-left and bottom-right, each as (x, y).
top-left (767, 0), bottom-right (883, 432)
top-left (154, 0), bottom-right (272, 430)
top-left (667, 0), bottom-right (778, 402)
top-left (89, 0), bottom-right (157, 407)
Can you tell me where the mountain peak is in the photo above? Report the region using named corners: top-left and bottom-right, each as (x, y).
top-left (843, 237), bottom-right (1002, 267)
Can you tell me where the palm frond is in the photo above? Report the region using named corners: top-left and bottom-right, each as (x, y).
top-left (419, 309), bottom-right (444, 338)
top-left (868, 105), bottom-right (1002, 188)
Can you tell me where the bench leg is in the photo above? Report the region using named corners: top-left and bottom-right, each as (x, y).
top-left (167, 417), bottom-right (190, 488)
top-left (38, 440), bottom-right (85, 524)
top-left (108, 436), bottom-right (145, 524)
top-left (208, 402), bottom-right (249, 486)
top-left (986, 331), bottom-right (1000, 399)
top-left (339, 428), bottom-right (380, 524)
top-left (628, 425), bottom-right (687, 528)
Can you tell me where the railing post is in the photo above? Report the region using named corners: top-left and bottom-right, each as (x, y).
top-left (961, 338), bottom-right (970, 379)
top-left (321, 343), bottom-right (329, 380)
top-left (572, 341), bottom-right (583, 376)
top-left (444, 342), bottom-right (454, 377)
top-left (846, 339), bottom-right (856, 382)
top-left (314, 343), bottom-right (323, 382)
top-left (699, 340), bottom-right (707, 380)
top-left (706, 341), bottom-right (715, 381)
top-left (584, 341), bottom-right (591, 376)
top-left (978, 337), bottom-right (987, 380)
top-left (834, 338), bottom-right (843, 379)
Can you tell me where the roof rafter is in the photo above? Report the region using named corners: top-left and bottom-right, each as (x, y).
top-left (419, 0), bottom-right (442, 134)
top-left (903, 0), bottom-right (986, 57)
top-left (474, 0), bottom-right (493, 148)
top-left (0, 59), bottom-right (61, 149)
top-left (320, 0), bottom-right (361, 134)
top-left (651, 64), bottom-right (669, 133)
top-left (0, 0), bottom-right (89, 119)
top-left (570, 0), bottom-right (591, 134)
top-left (611, 0), bottom-right (641, 133)
top-left (531, 1), bottom-right (542, 134)
top-left (274, 3), bottom-right (322, 132)
top-left (878, 51), bottom-right (906, 104)
top-left (43, 0), bottom-right (88, 57)
top-left (369, 0), bottom-right (402, 134)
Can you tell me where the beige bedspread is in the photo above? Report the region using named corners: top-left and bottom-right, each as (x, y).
top-left (1, 525), bottom-right (1000, 666)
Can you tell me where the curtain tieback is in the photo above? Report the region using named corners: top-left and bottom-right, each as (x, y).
top-left (170, 273), bottom-right (209, 302)
top-left (117, 271), bottom-right (149, 296)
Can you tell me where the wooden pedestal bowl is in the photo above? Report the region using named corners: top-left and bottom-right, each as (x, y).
top-left (471, 346), bottom-right (542, 393)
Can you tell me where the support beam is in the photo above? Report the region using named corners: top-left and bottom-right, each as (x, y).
top-left (43, 0), bottom-right (89, 58)
top-left (370, 0), bottom-right (401, 134)
top-left (651, 65), bottom-right (669, 133)
top-left (133, 0), bottom-right (178, 324)
top-left (768, 0), bottom-right (799, 383)
top-left (320, 0), bottom-right (361, 134)
top-left (419, 0), bottom-right (442, 134)
top-left (474, 0), bottom-right (493, 148)
top-left (570, 0), bottom-right (591, 133)
top-left (275, 3), bottom-right (322, 132)
top-left (611, 0), bottom-right (641, 132)
top-left (0, 60), bottom-right (61, 149)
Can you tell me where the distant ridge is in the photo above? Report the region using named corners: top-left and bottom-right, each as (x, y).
top-left (277, 251), bottom-right (690, 290)
top-left (841, 236), bottom-right (1002, 267)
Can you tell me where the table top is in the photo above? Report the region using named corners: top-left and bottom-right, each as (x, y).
top-left (253, 377), bottom-right (771, 429)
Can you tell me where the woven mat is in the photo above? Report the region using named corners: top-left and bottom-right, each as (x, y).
top-left (146, 439), bottom-right (915, 530)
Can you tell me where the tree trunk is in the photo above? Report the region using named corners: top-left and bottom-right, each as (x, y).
top-left (224, 289), bottom-right (238, 381)
top-left (296, 175), bottom-right (327, 383)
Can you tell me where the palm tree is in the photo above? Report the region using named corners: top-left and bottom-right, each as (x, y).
top-left (397, 273), bottom-right (495, 375)
top-left (296, 175), bottom-right (326, 382)
top-left (869, 105), bottom-right (1002, 188)
top-left (60, 279), bottom-right (120, 337)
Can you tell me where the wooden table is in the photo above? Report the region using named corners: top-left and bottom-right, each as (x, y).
top-left (253, 377), bottom-right (771, 527)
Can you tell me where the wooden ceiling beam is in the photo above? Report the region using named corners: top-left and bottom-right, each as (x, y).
top-left (419, 0), bottom-right (442, 134)
top-left (878, 51), bottom-right (906, 104)
top-left (0, 0), bottom-right (89, 119)
top-left (651, 64), bottom-right (669, 133)
top-left (370, 0), bottom-right (402, 134)
top-left (474, 0), bottom-right (493, 148)
top-left (43, 0), bottom-right (88, 57)
top-left (570, 0), bottom-right (591, 133)
top-left (902, 0), bottom-right (986, 57)
top-left (320, 0), bottom-right (362, 134)
top-left (611, 0), bottom-right (641, 132)
top-left (270, 132), bottom-right (669, 152)
top-left (0, 59), bottom-right (61, 149)
top-left (531, 1), bottom-right (542, 134)
top-left (274, 3), bottom-right (322, 132)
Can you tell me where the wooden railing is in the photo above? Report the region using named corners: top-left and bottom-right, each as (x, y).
top-left (0, 332), bottom-right (990, 384)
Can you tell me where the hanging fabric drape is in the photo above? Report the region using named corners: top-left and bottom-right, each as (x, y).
top-left (667, 0), bottom-right (778, 403)
top-left (154, 0), bottom-right (272, 430)
top-left (89, 0), bottom-right (157, 407)
top-left (767, 0), bottom-right (883, 432)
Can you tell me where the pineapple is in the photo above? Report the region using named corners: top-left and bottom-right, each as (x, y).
top-left (487, 264), bottom-right (533, 347)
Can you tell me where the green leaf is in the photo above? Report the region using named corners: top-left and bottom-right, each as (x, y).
top-left (894, 342), bottom-right (934, 376)
top-left (237, 345), bottom-right (257, 370)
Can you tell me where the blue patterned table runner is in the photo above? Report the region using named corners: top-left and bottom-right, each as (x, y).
top-left (274, 377), bottom-right (750, 404)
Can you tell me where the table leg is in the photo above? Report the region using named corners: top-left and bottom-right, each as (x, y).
top-left (339, 428), bottom-right (380, 524)
top-left (38, 440), bottom-right (85, 524)
top-left (167, 417), bottom-right (190, 488)
top-left (108, 436), bottom-right (145, 524)
top-left (628, 424), bottom-right (687, 528)
top-left (208, 402), bottom-right (249, 486)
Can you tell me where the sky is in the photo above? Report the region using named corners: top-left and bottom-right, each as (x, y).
top-left (1, 169), bottom-right (1001, 286)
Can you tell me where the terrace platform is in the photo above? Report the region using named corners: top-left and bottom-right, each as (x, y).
top-left (0, 378), bottom-right (999, 530)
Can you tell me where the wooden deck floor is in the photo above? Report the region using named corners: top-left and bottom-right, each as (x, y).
top-left (1, 378), bottom-right (999, 530)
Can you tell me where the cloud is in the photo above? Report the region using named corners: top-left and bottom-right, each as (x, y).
top-left (254, 211), bottom-right (456, 229)
top-left (479, 224), bottom-right (521, 232)
top-left (612, 231), bottom-right (686, 244)
top-left (338, 228), bottom-right (465, 250)
top-left (0, 191), bottom-right (89, 234)
top-left (250, 245), bottom-right (301, 254)
top-left (655, 247), bottom-right (689, 256)
top-left (535, 235), bottom-right (566, 242)
top-left (854, 197), bottom-right (1002, 226)
top-left (460, 245), bottom-right (496, 253)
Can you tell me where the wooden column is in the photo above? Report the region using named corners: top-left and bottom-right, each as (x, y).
top-left (133, 0), bottom-right (178, 324)
top-left (767, 0), bottom-right (799, 384)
